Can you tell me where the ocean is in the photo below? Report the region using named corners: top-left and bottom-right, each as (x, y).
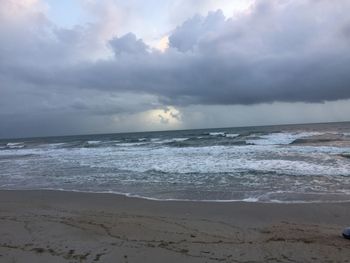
top-left (1, 122), bottom-right (350, 203)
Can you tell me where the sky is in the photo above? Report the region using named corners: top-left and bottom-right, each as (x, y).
top-left (1, 0), bottom-right (350, 138)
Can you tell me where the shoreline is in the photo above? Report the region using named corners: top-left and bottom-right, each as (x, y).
top-left (2, 188), bottom-right (350, 204)
top-left (1, 189), bottom-right (350, 262)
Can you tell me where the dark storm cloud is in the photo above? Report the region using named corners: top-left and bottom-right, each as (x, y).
top-left (4, 0), bottom-right (349, 106)
top-left (1, 0), bottom-right (350, 137)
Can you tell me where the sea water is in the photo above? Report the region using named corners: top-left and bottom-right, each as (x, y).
top-left (1, 122), bottom-right (350, 203)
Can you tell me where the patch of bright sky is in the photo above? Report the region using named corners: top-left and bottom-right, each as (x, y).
top-left (45, 0), bottom-right (90, 28)
top-left (215, 0), bottom-right (254, 17)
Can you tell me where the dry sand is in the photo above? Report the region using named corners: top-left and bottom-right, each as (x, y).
top-left (0, 190), bottom-right (349, 263)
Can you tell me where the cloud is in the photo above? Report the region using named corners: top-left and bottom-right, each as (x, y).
top-left (18, 0), bottom-right (348, 106)
top-left (1, 0), bottom-right (350, 137)
top-left (168, 10), bottom-right (226, 52)
top-left (109, 33), bottom-right (148, 55)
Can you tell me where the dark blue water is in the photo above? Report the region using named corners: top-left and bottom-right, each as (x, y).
top-left (1, 122), bottom-right (350, 202)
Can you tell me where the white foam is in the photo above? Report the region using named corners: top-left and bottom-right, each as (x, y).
top-left (6, 142), bottom-right (25, 149)
top-left (115, 142), bottom-right (148, 146)
top-left (2, 131), bottom-right (350, 203)
top-left (47, 143), bottom-right (66, 147)
top-left (66, 144), bottom-right (350, 177)
top-left (209, 132), bottom-right (226, 136)
top-left (226, 133), bottom-right (239, 138)
top-left (242, 197), bottom-right (259, 202)
top-left (246, 132), bottom-right (322, 145)
top-left (7, 142), bottom-right (24, 146)
top-left (171, 138), bottom-right (189, 142)
top-left (151, 138), bottom-right (189, 144)
top-left (87, 140), bottom-right (101, 145)
top-left (3, 142), bottom-right (350, 178)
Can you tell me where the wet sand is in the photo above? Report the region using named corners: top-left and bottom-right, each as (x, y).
top-left (0, 190), bottom-right (349, 262)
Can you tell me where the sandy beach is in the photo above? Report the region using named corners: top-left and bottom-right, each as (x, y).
top-left (0, 190), bottom-right (349, 262)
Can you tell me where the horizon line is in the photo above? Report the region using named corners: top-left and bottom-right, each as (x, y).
top-left (1, 120), bottom-right (349, 141)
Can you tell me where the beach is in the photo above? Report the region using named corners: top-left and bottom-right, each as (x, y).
top-left (2, 0), bottom-right (350, 261)
top-left (0, 190), bottom-right (349, 262)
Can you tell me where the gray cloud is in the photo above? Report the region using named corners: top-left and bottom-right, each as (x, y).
top-left (169, 10), bottom-right (226, 52)
top-left (13, 0), bottom-right (349, 105)
top-left (1, 0), bottom-right (350, 137)
top-left (109, 33), bottom-right (148, 55)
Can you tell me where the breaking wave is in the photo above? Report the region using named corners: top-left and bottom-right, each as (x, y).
top-left (1, 122), bottom-right (350, 202)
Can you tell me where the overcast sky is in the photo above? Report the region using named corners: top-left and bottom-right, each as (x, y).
top-left (1, 0), bottom-right (350, 138)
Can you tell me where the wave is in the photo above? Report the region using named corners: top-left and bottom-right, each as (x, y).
top-left (0, 142), bottom-right (26, 149)
top-left (340, 153), bottom-right (350, 159)
top-left (226, 133), bottom-right (240, 138)
top-left (87, 140), bottom-right (101, 145)
top-left (7, 142), bottom-right (23, 146)
top-left (291, 132), bottom-right (349, 145)
top-left (171, 138), bottom-right (189, 142)
top-left (115, 142), bottom-right (148, 147)
top-left (7, 142), bottom-right (25, 147)
top-left (0, 153), bottom-right (37, 160)
top-left (246, 132), bottom-right (322, 145)
top-left (1, 132), bottom-right (349, 153)
top-left (209, 132), bottom-right (226, 136)
top-left (208, 132), bottom-right (240, 138)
